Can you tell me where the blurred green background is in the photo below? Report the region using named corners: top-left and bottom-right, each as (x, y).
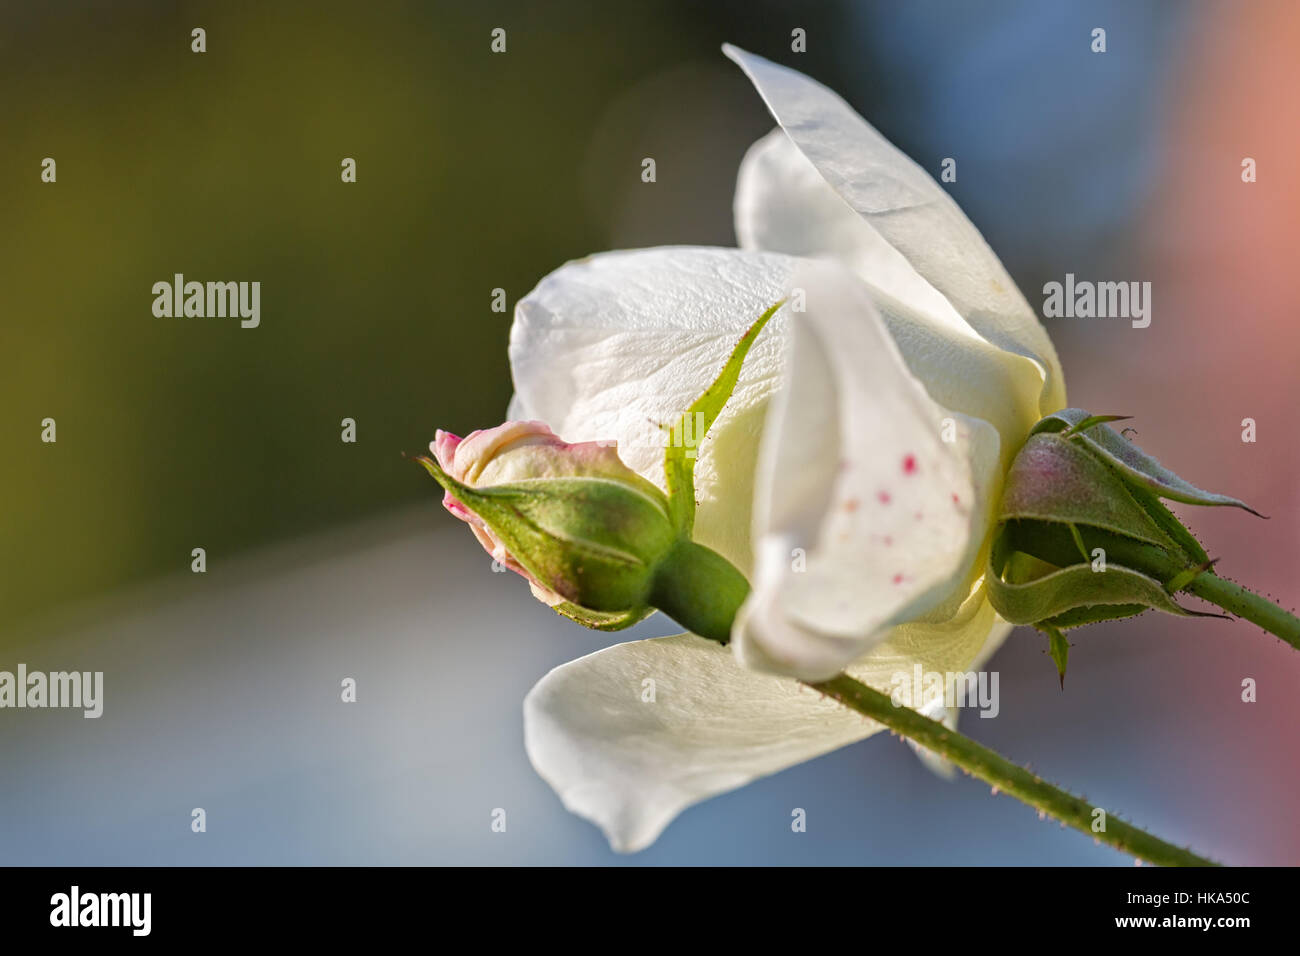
top-left (2, 0), bottom-right (858, 633)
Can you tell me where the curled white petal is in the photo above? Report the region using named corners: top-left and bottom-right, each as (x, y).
top-left (736, 129), bottom-right (969, 342)
top-left (724, 43), bottom-right (1065, 416)
top-left (736, 131), bottom-right (1042, 461)
top-left (734, 259), bottom-right (1001, 681)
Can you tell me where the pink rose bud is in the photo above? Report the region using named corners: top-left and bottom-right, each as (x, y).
top-left (417, 421), bottom-right (677, 617)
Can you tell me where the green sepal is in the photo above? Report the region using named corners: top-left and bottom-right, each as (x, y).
top-left (1032, 409), bottom-right (1262, 516)
top-left (988, 409), bottom-right (1255, 662)
top-left (412, 455), bottom-right (676, 612)
top-left (1058, 413), bottom-right (1132, 438)
top-left (1164, 558), bottom-right (1219, 595)
top-left (987, 532), bottom-right (1196, 627)
top-left (992, 414), bottom-right (1244, 611)
top-left (1041, 603), bottom-right (1151, 630)
top-left (998, 519), bottom-right (1230, 614)
top-left (1044, 625), bottom-right (1069, 689)
top-left (551, 602), bottom-right (652, 632)
top-left (1067, 523), bottom-right (1091, 564)
top-left (664, 299), bottom-right (783, 534)
top-left (1000, 433), bottom-right (1180, 551)
top-left (1122, 480), bottom-right (1210, 565)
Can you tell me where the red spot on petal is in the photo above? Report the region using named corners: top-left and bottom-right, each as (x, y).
top-left (877, 491), bottom-right (892, 505)
top-left (951, 493), bottom-right (960, 505)
top-left (892, 573), bottom-right (905, 585)
top-left (883, 535), bottom-right (893, 547)
top-left (844, 498), bottom-right (860, 512)
top-left (914, 511), bottom-right (924, 521)
top-left (903, 454), bottom-right (918, 475)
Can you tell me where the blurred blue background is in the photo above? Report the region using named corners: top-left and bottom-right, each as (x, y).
top-left (3, 0), bottom-right (1297, 864)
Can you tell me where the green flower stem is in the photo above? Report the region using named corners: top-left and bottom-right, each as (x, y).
top-left (1011, 521), bottom-right (1300, 651)
top-left (659, 543), bottom-right (1217, 865)
top-left (1183, 572), bottom-right (1300, 650)
top-left (649, 539), bottom-right (751, 645)
top-left (808, 674), bottom-right (1218, 867)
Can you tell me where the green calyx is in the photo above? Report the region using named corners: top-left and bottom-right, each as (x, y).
top-left (419, 299), bottom-right (782, 638)
top-left (987, 409), bottom-right (1261, 680)
top-left (415, 458), bottom-right (678, 614)
top-left (663, 299), bottom-right (784, 537)
top-left (642, 299), bottom-right (783, 639)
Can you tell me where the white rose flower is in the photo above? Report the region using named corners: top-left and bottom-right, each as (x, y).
top-left (504, 46), bottom-right (1066, 852)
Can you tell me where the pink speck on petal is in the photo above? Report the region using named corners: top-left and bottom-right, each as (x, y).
top-left (883, 535), bottom-right (893, 547)
top-left (844, 498), bottom-right (860, 513)
top-left (952, 493), bottom-right (960, 505)
top-left (892, 573), bottom-right (904, 585)
top-left (877, 491), bottom-right (892, 505)
top-left (903, 454), bottom-right (917, 475)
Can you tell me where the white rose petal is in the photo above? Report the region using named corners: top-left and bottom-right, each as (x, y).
top-left (510, 49), bottom-right (1068, 851)
top-left (525, 585), bottom-right (1003, 852)
top-left (509, 246), bottom-right (800, 573)
top-left (734, 129), bottom-right (1044, 458)
top-left (734, 259), bottom-right (1001, 680)
top-left (724, 43), bottom-right (1066, 417)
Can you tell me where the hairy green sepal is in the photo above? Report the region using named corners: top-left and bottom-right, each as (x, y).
top-left (988, 410), bottom-right (1257, 681)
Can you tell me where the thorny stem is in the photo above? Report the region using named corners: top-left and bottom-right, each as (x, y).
top-left (807, 674), bottom-right (1218, 867)
top-left (1183, 572), bottom-right (1300, 651)
top-left (673, 550), bottom-right (1220, 866)
top-left (1015, 521), bottom-right (1300, 650)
